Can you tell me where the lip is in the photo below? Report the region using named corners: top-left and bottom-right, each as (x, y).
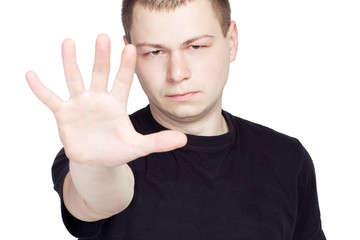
top-left (166, 91), bottom-right (199, 102)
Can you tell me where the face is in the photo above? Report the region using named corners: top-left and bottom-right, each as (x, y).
top-left (129, 0), bottom-right (238, 124)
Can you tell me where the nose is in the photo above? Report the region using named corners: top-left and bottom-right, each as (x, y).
top-left (166, 51), bottom-right (191, 83)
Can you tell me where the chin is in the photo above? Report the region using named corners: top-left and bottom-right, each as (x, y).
top-left (164, 103), bottom-right (209, 122)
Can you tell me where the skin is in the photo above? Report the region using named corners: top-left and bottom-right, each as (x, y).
top-left (130, 0), bottom-right (238, 136)
top-left (26, 0), bottom-right (238, 221)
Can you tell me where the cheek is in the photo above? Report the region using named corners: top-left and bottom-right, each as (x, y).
top-left (192, 48), bottom-right (230, 90)
top-left (212, 46), bottom-right (230, 86)
top-left (135, 58), bottom-right (167, 96)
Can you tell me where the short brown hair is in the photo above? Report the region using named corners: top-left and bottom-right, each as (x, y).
top-left (121, 0), bottom-right (231, 42)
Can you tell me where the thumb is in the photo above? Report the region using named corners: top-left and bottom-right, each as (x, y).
top-left (141, 130), bottom-right (187, 154)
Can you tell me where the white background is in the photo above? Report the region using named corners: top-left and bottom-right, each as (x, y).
top-left (1, 0), bottom-right (359, 239)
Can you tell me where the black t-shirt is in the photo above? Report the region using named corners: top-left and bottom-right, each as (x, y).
top-left (52, 106), bottom-right (326, 239)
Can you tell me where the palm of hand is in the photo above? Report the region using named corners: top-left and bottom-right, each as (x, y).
top-left (55, 91), bottom-right (139, 166)
top-left (26, 34), bottom-right (187, 167)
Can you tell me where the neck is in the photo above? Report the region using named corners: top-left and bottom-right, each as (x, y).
top-left (149, 103), bottom-right (229, 136)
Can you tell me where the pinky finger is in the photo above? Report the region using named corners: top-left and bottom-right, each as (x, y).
top-left (26, 71), bottom-right (63, 113)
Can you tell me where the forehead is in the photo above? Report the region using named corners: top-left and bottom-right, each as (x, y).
top-left (130, 0), bottom-right (222, 46)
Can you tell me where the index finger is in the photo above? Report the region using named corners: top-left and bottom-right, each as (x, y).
top-left (110, 44), bottom-right (137, 104)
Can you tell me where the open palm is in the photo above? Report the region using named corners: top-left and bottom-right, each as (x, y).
top-left (26, 34), bottom-right (187, 167)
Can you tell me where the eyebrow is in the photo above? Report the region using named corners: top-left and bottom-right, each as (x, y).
top-left (135, 34), bottom-right (214, 49)
top-left (183, 34), bottom-right (214, 46)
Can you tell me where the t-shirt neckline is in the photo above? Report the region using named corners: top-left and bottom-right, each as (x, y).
top-left (142, 105), bottom-right (236, 152)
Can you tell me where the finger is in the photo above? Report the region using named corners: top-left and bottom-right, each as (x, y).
top-left (90, 34), bottom-right (111, 92)
top-left (110, 44), bottom-right (137, 104)
top-left (62, 38), bottom-right (85, 98)
top-left (25, 71), bottom-right (63, 112)
top-left (140, 130), bottom-right (187, 156)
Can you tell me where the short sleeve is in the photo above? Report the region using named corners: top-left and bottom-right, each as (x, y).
top-left (292, 147), bottom-right (326, 239)
top-left (52, 148), bottom-right (106, 239)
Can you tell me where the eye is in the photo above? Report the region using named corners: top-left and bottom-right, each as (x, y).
top-left (150, 50), bottom-right (161, 56)
top-left (190, 45), bottom-right (201, 50)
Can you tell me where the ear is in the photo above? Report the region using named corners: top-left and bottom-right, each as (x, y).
top-left (226, 21), bottom-right (238, 62)
top-left (123, 35), bottom-right (130, 45)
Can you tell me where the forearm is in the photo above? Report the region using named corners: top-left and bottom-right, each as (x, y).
top-left (63, 162), bottom-right (134, 222)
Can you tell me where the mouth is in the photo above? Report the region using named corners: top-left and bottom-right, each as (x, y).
top-left (166, 91), bottom-right (200, 102)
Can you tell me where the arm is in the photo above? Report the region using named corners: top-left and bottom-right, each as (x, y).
top-left (26, 34), bottom-right (187, 222)
top-left (63, 163), bottom-right (134, 221)
top-left (292, 148), bottom-right (326, 239)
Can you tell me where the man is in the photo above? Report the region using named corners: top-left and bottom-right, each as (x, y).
top-left (26, 0), bottom-right (326, 239)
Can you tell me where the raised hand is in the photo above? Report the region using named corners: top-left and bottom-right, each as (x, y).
top-left (26, 34), bottom-right (187, 167)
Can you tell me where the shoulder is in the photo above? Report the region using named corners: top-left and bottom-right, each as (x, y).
top-left (129, 106), bottom-right (150, 127)
top-left (129, 105), bottom-right (163, 135)
top-left (226, 111), bottom-right (301, 148)
top-left (225, 111), bottom-right (309, 171)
